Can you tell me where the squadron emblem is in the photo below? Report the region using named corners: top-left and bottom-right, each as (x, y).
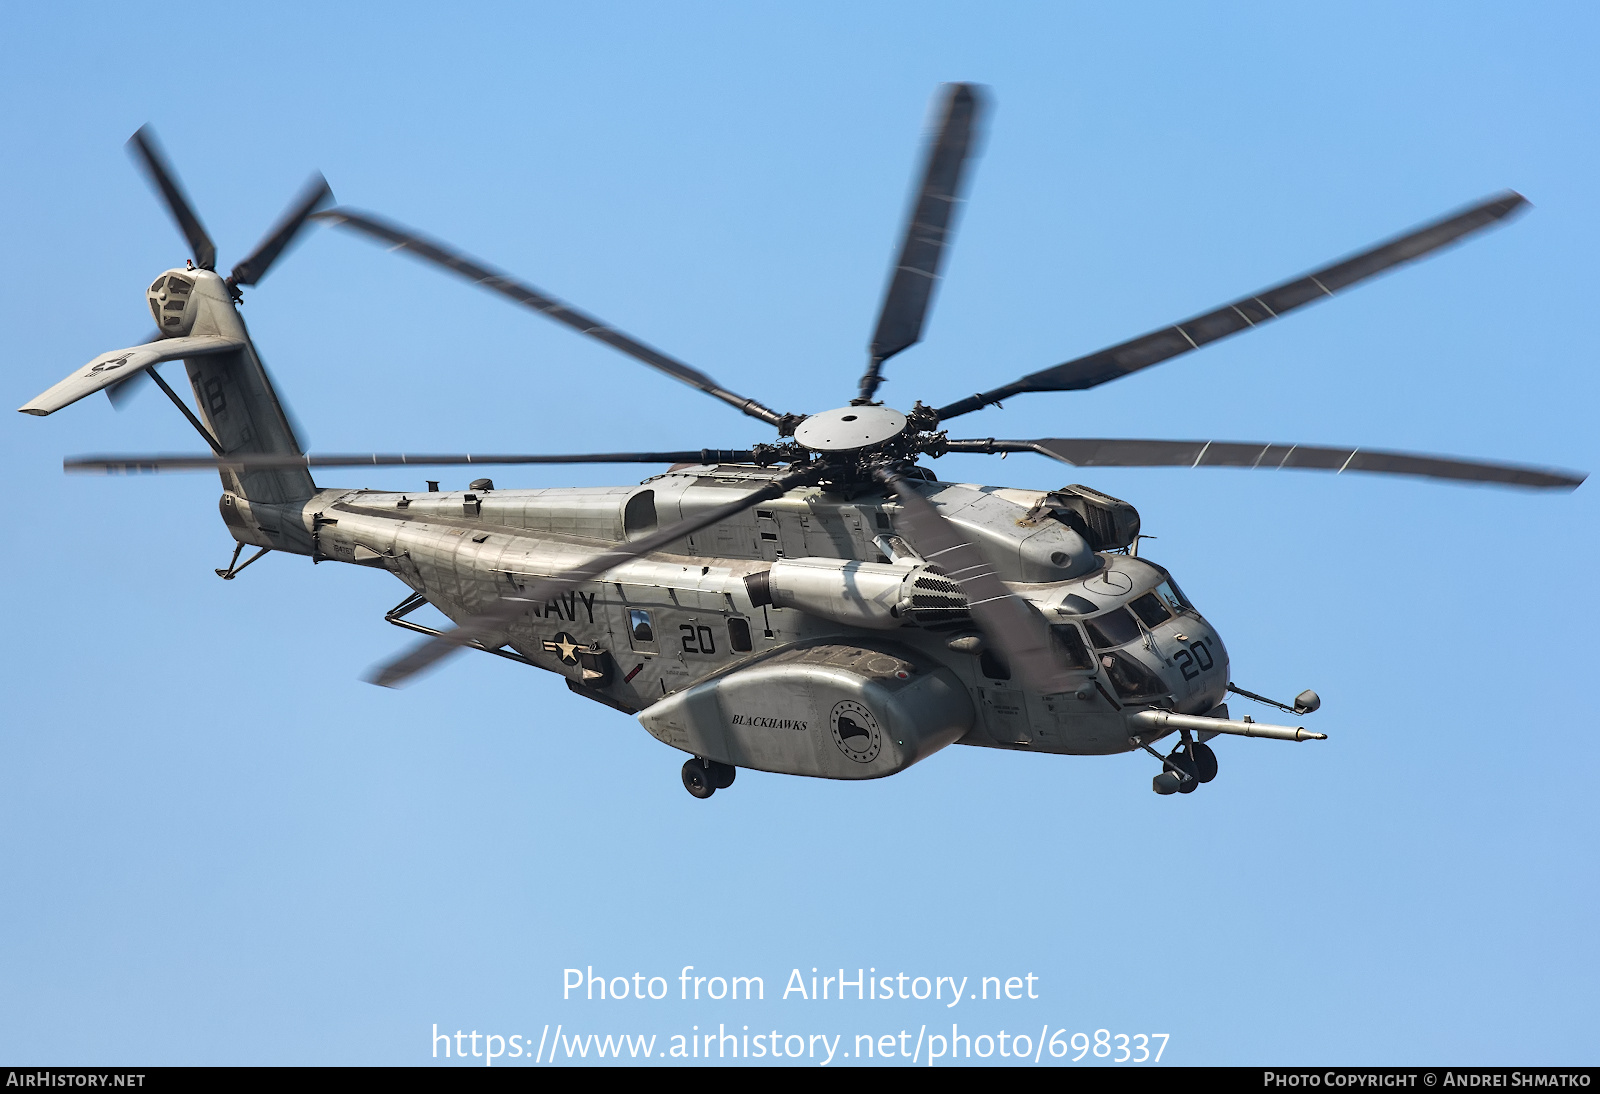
top-left (829, 700), bottom-right (882, 764)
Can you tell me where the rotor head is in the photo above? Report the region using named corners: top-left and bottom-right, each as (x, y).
top-left (792, 405), bottom-right (909, 454)
top-left (146, 269), bottom-right (200, 337)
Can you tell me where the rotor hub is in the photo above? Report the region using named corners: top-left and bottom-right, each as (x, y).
top-left (792, 405), bottom-right (908, 453)
top-left (147, 269), bottom-right (198, 337)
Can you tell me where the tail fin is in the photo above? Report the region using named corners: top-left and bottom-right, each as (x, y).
top-left (160, 268), bottom-right (315, 506)
top-left (182, 335), bottom-right (316, 506)
top-left (21, 268), bottom-right (315, 506)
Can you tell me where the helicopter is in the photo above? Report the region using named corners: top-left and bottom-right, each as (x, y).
top-left (22, 85), bottom-right (1584, 800)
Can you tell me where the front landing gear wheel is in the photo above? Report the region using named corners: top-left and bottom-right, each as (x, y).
top-left (1169, 749), bottom-right (1200, 793)
top-left (1191, 741), bottom-right (1218, 783)
top-left (682, 759), bottom-right (715, 799)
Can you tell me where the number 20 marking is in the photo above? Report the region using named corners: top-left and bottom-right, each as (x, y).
top-left (679, 624), bottom-right (717, 655)
top-left (1174, 637), bottom-right (1215, 681)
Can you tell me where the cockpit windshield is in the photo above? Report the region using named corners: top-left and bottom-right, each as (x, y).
top-left (1085, 608), bottom-right (1141, 649)
top-left (1128, 591), bottom-right (1171, 627)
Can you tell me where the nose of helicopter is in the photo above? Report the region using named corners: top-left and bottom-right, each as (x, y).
top-left (1046, 560), bottom-right (1230, 716)
top-left (1132, 610), bottom-right (1229, 716)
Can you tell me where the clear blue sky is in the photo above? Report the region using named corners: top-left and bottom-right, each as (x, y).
top-left (2, 1), bottom-right (1596, 1067)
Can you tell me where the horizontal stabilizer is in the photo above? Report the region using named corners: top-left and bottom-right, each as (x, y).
top-left (19, 335), bottom-right (244, 416)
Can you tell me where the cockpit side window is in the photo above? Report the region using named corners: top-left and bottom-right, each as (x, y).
top-left (1085, 607), bottom-right (1141, 649)
top-left (1100, 651), bottom-right (1168, 700)
top-left (1155, 579), bottom-right (1191, 615)
top-left (1050, 623), bottom-right (1094, 669)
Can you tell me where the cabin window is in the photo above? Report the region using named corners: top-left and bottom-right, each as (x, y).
top-left (624, 491), bottom-right (657, 537)
top-left (727, 617), bottom-right (753, 652)
top-left (1128, 591), bottom-right (1171, 628)
top-left (1085, 607), bottom-right (1141, 649)
top-left (628, 609), bottom-right (657, 652)
top-left (979, 648), bottom-right (1011, 681)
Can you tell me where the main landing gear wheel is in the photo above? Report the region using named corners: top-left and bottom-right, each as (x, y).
top-left (705, 760), bottom-right (737, 789)
top-left (682, 758), bottom-right (716, 799)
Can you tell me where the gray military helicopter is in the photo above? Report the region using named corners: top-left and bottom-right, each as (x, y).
top-left (25, 87), bottom-right (1584, 799)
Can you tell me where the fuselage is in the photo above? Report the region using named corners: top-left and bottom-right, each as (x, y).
top-left (218, 462), bottom-right (1229, 780)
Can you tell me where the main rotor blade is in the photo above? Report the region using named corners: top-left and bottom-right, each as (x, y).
top-left (936, 192), bottom-right (1529, 421)
top-left (874, 466), bottom-right (1079, 696)
top-left (65, 449), bottom-right (760, 474)
top-left (370, 466), bottom-right (818, 687)
top-left (942, 437), bottom-right (1586, 490)
top-left (126, 126), bottom-right (217, 271)
top-left (230, 173), bottom-right (334, 287)
top-left (857, 84), bottom-right (986, 405)
top-left (311, 207), bottom-right (795, 430)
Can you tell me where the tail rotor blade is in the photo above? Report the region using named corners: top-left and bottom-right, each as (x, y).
top-left (105, 329), bottom-right (163, 410)
top-left (104, 370), bottom-right (151, 410)
top-left (126, 126), bottom-right (217, 271)
top-left (368, 466), bottom-right (817, 687)
top-left (874, 465), bottom-right (1077, 696)
top-left (858, 83), bottom-right (986, 404)
top-left (230, 173), bottom-right (334, 288)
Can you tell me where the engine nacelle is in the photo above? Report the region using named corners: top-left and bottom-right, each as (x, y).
top-left (743, 557), bottom-right (969, 629)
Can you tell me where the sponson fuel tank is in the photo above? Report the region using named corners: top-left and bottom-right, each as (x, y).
top-left (638, 642), bottom-right (974, 780)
